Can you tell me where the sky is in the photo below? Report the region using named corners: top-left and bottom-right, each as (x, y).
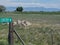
top-left (0, 0), bottom-right (60, 8)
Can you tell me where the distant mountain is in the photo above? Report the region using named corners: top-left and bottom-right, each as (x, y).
top-left (24, 7), bottom-right (60, 12)
top-left (6, 7), bottom-right (60, 12)
top-left (6, 7), bottom-right (16, 11)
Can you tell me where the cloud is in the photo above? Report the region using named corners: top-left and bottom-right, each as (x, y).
top-left (0, 0), bottom-right (60, 9)
top-left (9, 0), bottom-right (20, 2)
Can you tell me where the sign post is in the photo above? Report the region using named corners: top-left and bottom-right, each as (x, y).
top-left (0, 18), bottom-right (25, 45)
top-left (0, 18), bottom-right (14, 45)
top-left (0, 18), bottom-right (12, 23)
top-left (8, 22), bottom-right (14, 45)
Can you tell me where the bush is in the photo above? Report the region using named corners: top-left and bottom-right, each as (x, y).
top-left (0, 5), bottom-right (6, 12)
top-left (16, 7), bottom-right (23, 12)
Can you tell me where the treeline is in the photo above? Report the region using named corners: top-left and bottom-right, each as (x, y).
top-left (0, 5), bottom-right (23, 12)
top-left (12, 11), bottom-right (60, 15)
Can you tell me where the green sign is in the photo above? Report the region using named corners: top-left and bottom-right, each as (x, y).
top-left (0, 18), bottom-right (12, 23)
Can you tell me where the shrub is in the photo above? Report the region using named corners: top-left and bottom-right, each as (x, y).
top-left (0, 5), bottom-right (6, 12)
top-left (16, 7), bottom-right (23, 12)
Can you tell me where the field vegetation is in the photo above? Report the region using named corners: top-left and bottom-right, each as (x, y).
top-left (0, 12), bottom-right (60, 45)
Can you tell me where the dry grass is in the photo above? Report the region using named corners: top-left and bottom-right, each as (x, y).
top-left (0, 12), bottom-right (60, 45)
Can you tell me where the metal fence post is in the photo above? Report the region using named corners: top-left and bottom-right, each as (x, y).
top-left (8, 22), bottom-right (14, 45)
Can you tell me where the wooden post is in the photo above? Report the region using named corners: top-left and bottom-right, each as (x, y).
top-left (8, 22), bottom-right (14, 45)
top-left (51, 30), bottom-right (53, 45)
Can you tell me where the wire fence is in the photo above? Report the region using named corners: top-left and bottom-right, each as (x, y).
top-left (14, 25), bottom-right (60, 45)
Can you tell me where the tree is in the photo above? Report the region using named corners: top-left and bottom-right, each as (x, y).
top-left (0, 5), bottom-right (6, 12)
top-left (16, 7), bottom-right (23, 12)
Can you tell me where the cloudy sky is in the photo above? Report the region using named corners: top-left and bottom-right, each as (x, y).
top-left (0, 0), bottom-right (60, 8)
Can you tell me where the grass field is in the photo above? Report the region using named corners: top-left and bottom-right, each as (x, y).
top-left (0, 12), bottom-right (60, 45)
top-left (0, 12), bottom-right (60, 23)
